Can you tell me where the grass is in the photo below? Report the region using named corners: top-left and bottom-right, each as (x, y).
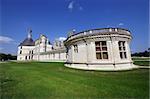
top-left (133, 61), bottom-right (149, 66)
top-left (132, 57), bottom-right (150, 66)
top-left (132, 57), bottom-right (150, 61)
top-left (0, 62), bottom-right (149, 99)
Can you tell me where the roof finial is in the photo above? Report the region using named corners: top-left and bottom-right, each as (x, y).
top-left (67, 29), bottom-right (76, 37)
top-left (72, 29), bottom-right (76, 33)
top-left (28, 28), bottom-right (32, 39)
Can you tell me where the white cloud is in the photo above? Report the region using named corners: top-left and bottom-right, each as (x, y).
top-left (58, 37), bottom-right (66, 41)
top-left (68, 0), bottom-right (83, 12)
top-left (79, 6), bottom-right (83, 10)
top-left (0, 36), bottom-right (14, 44)
top-left (68, 1), bottom-right (74, 11)
top-left (118, 23), bottom-right (124, 26)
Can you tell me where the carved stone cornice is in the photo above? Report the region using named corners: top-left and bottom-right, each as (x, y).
top-left (64, 28), bottom-right (132, 46)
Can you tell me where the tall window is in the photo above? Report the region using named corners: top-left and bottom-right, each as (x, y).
top-left (32, 50), bottom-right (33, 54)
top-left (25, 56), bottom-right (27, 60)
top-left (74, 45), bottom-right (78, 53)
top-left (118, 41), bottom-right (127, 59)
top-left (95, 41), bottom-right (108, 59)
top-left (59, 53), bottom-right (60, 59)
top-left (20, 51), bottom-right (22, 54)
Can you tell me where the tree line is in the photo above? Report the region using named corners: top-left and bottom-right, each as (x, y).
top-left (0, 53), bottom-right (17, 61)
top-left (131, 48), bottom-right (150, 57)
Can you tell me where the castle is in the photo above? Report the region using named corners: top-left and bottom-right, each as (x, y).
top-left (17, 28), bottom-right (136, 70)
top-left (17, 29), bottom-right (66, 62)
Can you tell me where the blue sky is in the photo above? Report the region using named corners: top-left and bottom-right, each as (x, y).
top-left (0, 0), bottom-right (149, 55)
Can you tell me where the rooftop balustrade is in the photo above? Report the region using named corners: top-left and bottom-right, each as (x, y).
top-left (66, 28), bottom-right (131, 41)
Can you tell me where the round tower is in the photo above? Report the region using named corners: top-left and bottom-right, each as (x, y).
top-left (64, 28), bottom-right (136, 71)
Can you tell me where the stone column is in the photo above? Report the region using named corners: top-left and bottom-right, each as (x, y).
top-left (126, 41), bottom-right (132, 61)
top-left (111, 37), bottom-right (120, 64)
top-left (84, 40), bottom-right (89, 63)
top-left (107, 40), bottom-right (113, 62)
top-left (89, 41), bottom-right (96, 62)
top-left (71, 45), bottom-right (74, 63)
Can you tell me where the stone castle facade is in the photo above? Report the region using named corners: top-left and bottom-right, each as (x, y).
top-left (17, 29), bottom-right (66, 62)
top-left (17, 28), bottom-right (136, 71)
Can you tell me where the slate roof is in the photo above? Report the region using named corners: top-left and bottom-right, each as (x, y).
top-left (19, 38), bottom-right (35, 46)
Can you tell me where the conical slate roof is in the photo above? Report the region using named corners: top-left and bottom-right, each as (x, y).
top-left (19, 29), bottom-right (35, 46)
top-left (19, 38), bottom-right (35, 46)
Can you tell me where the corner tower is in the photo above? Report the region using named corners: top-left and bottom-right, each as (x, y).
top-left (64, 28), bottom-right (136, 71)
top-left (17, 29), bottom-right (35, 61)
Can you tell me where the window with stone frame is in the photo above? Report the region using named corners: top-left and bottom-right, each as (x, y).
top-left (20, 50), bottom-right (22, 54)
top-left (118, 41), bottom-right (127, 59)
top-left (74, 45), bottom-right (78, 53)
top-left (31, 55), bottom-right (33, 59)
top-left (59, 53), bottom-right (60, 59)
top-left (95, 41), bottom-right (108, 59)
top-left (32, 50), bottom-right (33, 54)
top-left (25, 56), bottom-right (27, 60)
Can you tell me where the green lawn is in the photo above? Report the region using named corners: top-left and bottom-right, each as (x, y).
top-left (132, 57), bottom-right (150, 66)
top-left (132, 57), bottom-right (150, 61)
top-left (0, 62), bottom-right (149, 99)
top-left (133, 61), bottom-right (149, 66)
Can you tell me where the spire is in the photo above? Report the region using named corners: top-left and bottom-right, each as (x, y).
top-left (27, 28), bottom-right (32, 39)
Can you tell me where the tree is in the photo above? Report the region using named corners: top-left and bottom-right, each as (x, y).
top-left (0, 53), bottom-right (17, 61)
top-left (131, 49), bottom-right (150, 57)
